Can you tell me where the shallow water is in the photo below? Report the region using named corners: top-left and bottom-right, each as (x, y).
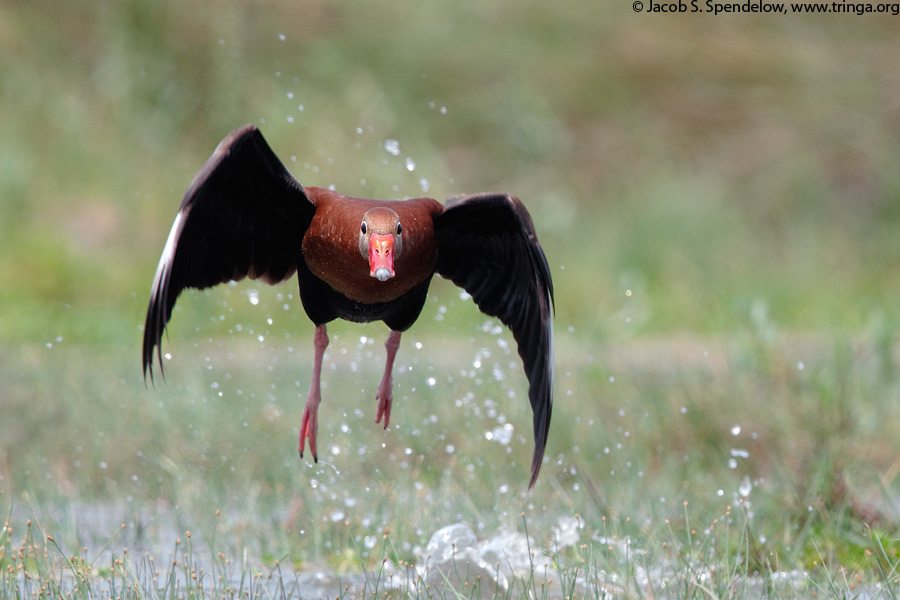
top-left (8, 502), bottom-right (836, 599)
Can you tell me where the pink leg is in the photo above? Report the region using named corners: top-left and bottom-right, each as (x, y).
top-left (300, 324), bottom-right (329, 462)
top-left (375, 330), bottom-right (401, 429)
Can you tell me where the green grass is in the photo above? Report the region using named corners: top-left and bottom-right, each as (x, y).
top-left (3, 493), bottom-right (898, 598)
top-left (2, 0), bottom-right (900, 597)
top-left (2, 311), bottom-right (900, 597)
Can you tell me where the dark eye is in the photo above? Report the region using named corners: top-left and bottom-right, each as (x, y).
top-left (361, 222), bottom-right (367, 235)
top-left (396, 223), bottom-right (402, 235)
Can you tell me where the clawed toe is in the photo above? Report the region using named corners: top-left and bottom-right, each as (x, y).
top-left (375, 390), bottom-right (393, 429)
top-left (299, 405), bottom-right (319, 462)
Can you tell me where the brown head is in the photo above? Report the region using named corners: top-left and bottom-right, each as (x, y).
top-left (358, 207), bottom-right (403, 281)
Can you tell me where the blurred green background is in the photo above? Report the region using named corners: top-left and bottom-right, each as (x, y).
top-left (2, 0), bottom-right (900, 581)
top-left (3, 1), bottom-right (899, 344)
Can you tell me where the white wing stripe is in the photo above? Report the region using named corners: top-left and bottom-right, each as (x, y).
top-left (150, 210), bottom-right (184, 299)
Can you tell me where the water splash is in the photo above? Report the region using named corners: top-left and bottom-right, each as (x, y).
top-left (552, 516), bottom-right (581, 548)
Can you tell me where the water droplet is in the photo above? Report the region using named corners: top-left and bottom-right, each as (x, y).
top-left (731, 425), bottom-right (741, 436)
top-left (384, 139), bottom-right (400, 156)
top-left (405, 157), bottom-right (416, 171)
top-left (730, 448), bottom-right (749, 458)
top-left (330, 509), bottom-right (345, 522)
top-left (797, 362), bottom-right (805, 370)
top-left (486, 423), bottom-right (514, 445)
top-left (419, 178), bottom-right (430, 192)
top-left (278, 33), bottom-right (286, 41)
top-left (426, 377), bottom-right (436, 387)
top-left (247, 290), bottom-right (260, 306)
top-left (739, 476), bottom-right (752, 497)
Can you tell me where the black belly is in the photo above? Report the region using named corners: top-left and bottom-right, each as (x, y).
top-left (295, 257), bottom-right (433, 331)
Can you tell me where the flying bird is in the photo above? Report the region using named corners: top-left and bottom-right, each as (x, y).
top-left (142, 125), bottom-right (555, 487)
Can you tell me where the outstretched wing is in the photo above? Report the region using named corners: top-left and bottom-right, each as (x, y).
top-left (433, 193), bottom-right (555, 488)
top-left (143, 125), bottom-right (314, 382)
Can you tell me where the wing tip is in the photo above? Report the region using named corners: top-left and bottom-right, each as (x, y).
top-left (527, 389), bottom-right (553, 490)
top-left (142, 264), bottom-right (172, 389)
top-left (141, 343), bottom-right (166, 388)
top-left (141, 323), bottom-right (166, 388)
top-left (528, 450), bottom-right (544, 490)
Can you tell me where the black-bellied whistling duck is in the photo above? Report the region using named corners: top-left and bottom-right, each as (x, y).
top-left (143, 125), bottom-right (555, 488)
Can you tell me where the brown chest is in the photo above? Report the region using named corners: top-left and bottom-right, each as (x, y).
top-left (301, 192), bottom-right (442, 304)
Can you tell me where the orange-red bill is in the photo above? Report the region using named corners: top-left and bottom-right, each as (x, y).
top-left (368, 234), bottom-right (395, 281)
